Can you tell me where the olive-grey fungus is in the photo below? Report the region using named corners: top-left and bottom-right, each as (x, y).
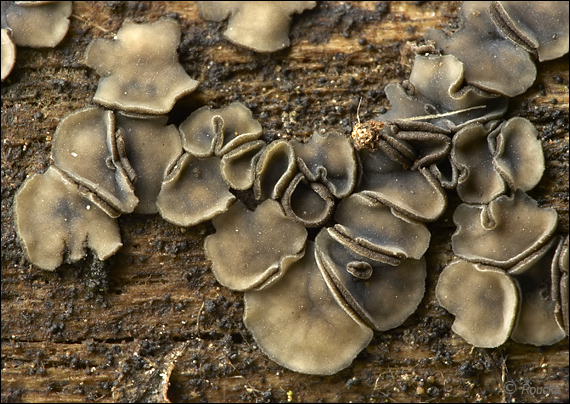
top-left (253, 139), bottom-right (297, 201)
top-left (357, 149), bottom-right (447, 222)
top-left (452, 190), bottom-right (558, 268)
top-left (244, 242), bottom-right (373, 375)
top-left (199, 1), bottom-right (317, 52)
top-left (508, 237), bottom-right (567, 346)
top-left (426, 1), bottom-right (537, 97)
top-left (179, 102), bottom-right (262, 158)
top-left (205, 199), bottom-right (307, 291)
top-left (281, 172), bottom-right (335, 227)
top-left (452, 121), bottom-right (508, 204)
top-left (489, 1), bottom-right (569, 61)
top-left (315, 228), bottom-right (427, 332)
top-left (14, 166), bottom-right (122, 271)
top-left (51, 107), bottom-right (139, 217)
top-left (85, 19), bottom-right (199, 115)
top-left (488, 116), bottom-right (544, 192)
top-left (1, 28), bottom-right (16, 81)
top-left (436, 259), bottom-right (518, 347)
top-left (115, 112), bottom-right (183, 214)
top-left (380, 54), bottom-right (508, 130)
top-left (156, 153), bottom-right (235, 227)
top-left (3, 1), bottom-right (71, 47)
top-left (291, 131), bottom-right (357, 199)
top-left (220, 139), bottom-right (265, 190)
top-left (333, 193), bottom-right (431, 261)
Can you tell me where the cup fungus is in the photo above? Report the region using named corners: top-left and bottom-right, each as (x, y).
top-left (204, 199), bottom-right (307, 291)
top-left (14, 166), bottom-right (122, 271)
top-left (199, 1), bottom-right (317, 52)
top-left (3, 1), bottom-right (71, 47)
top-left (452, 190), bottom-right (558, 269)
top-left (508, 237), bottom-right (567, 346)
top-left (51, 106), bottom-right (139, 217)
top-left (85, 19), bottom-right (199, 115)
top-left (1, 28), bottom-right (16, 81)
top-left (9, 0), bottom-right (568, 377)
top-left (115, 112), bottom-right (183, 214)
top-left (436, 259), bottom-right (519, 347)
top-left (243, 242), bottom-right (373, 375)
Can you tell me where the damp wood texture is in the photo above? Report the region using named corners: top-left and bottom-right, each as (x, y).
top-left (2, 1), bottom-right (568, 403)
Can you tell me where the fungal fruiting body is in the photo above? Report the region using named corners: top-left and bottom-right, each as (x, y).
top-left (10, 2), bottom-right (569, 376)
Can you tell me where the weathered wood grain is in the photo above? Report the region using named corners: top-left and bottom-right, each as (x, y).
top-left (2, 2), bottom-right (568, 402)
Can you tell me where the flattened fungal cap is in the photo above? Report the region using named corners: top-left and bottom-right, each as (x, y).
top-left (426, 1), bottom-right (537, 97)
top-left (489, 117), bottom-right (544, 192)
top-left (333, 193), bottom-right (431, 261)
top-left (51, 107), bottom-right (139, 217)
top-left (14, 166), bottom-right (122, 271)
top-left (205, 200), bottom-right (307, 291)
top-left (489, 1), bottom-right (569, 61)
top-left (115, 112), bottom-right (183, 214)
top-left (508, 238), bottom-right (566, 346)
top-left (179, 102), bottom-right (262, 158)
top-left (156, 153), bottom-right (235, 227)
top-left (452, 190), bottom-right (558, 268)
top-left (315, 228), bottom-right (427, 332)
top-left (244, 242), bottom-right (373, 375)
top-left (85, 19), bottom-right (199, 114)
top-left (4, 1), bottom-right (71, 47)
top-left (357, 149), bottom-right (447, 222)
top-left (1, 28), bottom-right (16, 81)
top-left (291, 131), bottom-right (358, 199)
top-left (452, 121), bottom-right (507, 204)
top-left (436, 259), bottom-right (518, 348)
top-left (199, 1), bottom-right (317, 52)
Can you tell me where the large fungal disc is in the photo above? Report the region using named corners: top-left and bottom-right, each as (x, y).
top-left (14, 166), bottom-right (122, 271)
top-left (1, 28), bottom-right (16, 81)
top-left (205, 200), bottom-right (307, 291)
top-left (51, 107), bottom-right (138, 216)
top-left (489, 1), bottom-right (569, 61)
top-left (315, 229), bottom-right (427, 332)
top-left (452, 190), bottom-right (558, 268)
top-left (489, 117), bottom-right (544, 192)
top-left (156, 153), bottom-right (235, 227)
top-left (436, 259), bottom-right (518, 348)
top-left (244, 242), bottom-right (373, 375)
top-left (508, 237), bottom-right (566, 346)
top-left (84, 19), bottom-right (199, 115)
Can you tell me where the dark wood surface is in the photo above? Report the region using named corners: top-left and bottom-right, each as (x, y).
top-left (2, 2), bottom-right (568, 402)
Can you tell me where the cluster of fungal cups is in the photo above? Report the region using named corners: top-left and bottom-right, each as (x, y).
top-left (11, 1), bottom-right (569, 376)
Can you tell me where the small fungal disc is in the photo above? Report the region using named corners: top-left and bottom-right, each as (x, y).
top-left (5, 1), bottom-right (72, 47)
top-left (205, 199), bottom-right (307, 291)
top-left (244, 242), bottom-right (373, 375)
top-left (156, 153), bottom-right (235, 227)
top-left (1, 28), bottom-right (16, 81)
top-left (436, 260), bottom-right (518, 348)
top-left (116, 113), bottom-right (183, 214)
top-left (14, 166), bottom-right (122, 271)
